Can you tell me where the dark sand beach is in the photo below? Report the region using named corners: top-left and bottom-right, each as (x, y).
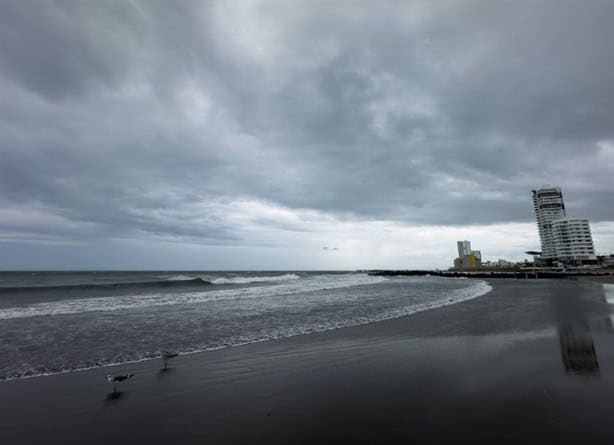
top-left (2, 279), bottom-right (614, 444)
top-left (584, 274), bottom-right (614, 284)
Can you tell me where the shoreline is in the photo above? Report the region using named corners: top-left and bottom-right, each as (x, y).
top-left (0, 276), bottom-right (493, 383)
top-left (2, 278), bottom-right (614, 444)
top-left (1, 278), bottom-right (610, 384)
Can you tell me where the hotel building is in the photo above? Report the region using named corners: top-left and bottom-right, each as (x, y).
top-left (532, 186), bottom-right (596, 264)
top-left (551, 218), bottom-right (596, 262)
top-left (532, 186), bottom-right (566, 259)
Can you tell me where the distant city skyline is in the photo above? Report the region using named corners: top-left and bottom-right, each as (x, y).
top-left (1, 1), bottom-right (613, 270)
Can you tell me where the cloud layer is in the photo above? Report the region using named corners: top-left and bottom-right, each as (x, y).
top-left (1, 0), bottom-right (613, 268)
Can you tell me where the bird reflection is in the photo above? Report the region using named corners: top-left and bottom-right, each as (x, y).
top-left (558, 323), bottom-right (599, 375)
top-left (161, 351), bottom-right (179, 370)
top-left (105, 391), bottom-right (125, 401)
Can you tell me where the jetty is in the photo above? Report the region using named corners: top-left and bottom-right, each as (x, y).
top-left (366, 269), bottom-right (614, 280)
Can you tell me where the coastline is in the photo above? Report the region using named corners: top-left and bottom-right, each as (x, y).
top-left (2, 278), bottom-right (614, 444)
top-left (368, 269), bottom-right (614, 280)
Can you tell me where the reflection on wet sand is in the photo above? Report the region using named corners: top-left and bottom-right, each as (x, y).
top-left (555, 284), bottom-right (614, 376)
top-left (559, 323), bottom-right (599, 375)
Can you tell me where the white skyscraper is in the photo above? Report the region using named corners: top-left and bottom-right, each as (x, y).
top-left (532, 187), bottom-right (566, 259)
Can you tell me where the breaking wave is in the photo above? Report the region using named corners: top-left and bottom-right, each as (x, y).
top-left (0, 273), bottom-right (380, 320)
top-left (0, 278), bottom-right (213, 294)
top-left (209, 273), bottom-right (300, 285)
top-left (0, 273), bottom-right (303, 294)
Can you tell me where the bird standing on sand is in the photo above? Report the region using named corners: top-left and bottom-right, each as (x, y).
top-left (161, 351), bottom-right (179, 369)
top-left (105, 373), bottom-right (135, 393)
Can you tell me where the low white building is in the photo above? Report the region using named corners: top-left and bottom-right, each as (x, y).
top-left (551, 218), bottom-right (596, 262)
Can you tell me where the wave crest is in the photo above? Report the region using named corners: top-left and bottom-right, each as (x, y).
top-left (0, 277), bottom-right (212, 294)
top-left (210, 273), bottom-right (300, 285)
top-left (0, 273), bottom-right (380, 320)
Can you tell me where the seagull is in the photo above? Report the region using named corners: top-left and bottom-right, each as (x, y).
top-left (161, 351), bottom-right (179, 369)
top-left (105, 373), bottom-right (135, 393)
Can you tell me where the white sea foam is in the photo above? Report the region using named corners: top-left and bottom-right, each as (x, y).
top-left (163, 274), bottom-right (198, 281)
top-left (158, 272), bottom-right (301, 284)
top-left (210, 273), bottom-right (301, 285)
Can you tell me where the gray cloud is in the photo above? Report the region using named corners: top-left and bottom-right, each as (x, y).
top-left (0, 0), bottom-right (613, 262)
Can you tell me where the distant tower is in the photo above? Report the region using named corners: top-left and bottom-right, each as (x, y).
top-left (454, 240), bottom-right (482, 270)
top-left (532, 187), bottom-right (566, 260)
top-left (457, 240), bottom-right (471, 257)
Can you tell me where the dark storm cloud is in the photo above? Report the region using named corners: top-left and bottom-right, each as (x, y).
top-left (1, 0), bottom-right (613, 245)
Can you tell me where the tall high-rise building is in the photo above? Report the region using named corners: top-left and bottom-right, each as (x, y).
top-left (532, 186), bottom-right (596, 264)
top-left (532, 187), bottom-right (566, 259)
top-left (457, 240), bottom-right (471, 257)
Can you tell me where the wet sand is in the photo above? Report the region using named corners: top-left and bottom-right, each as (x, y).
top-left (583, 274), bottom-right (614, 284)
top-left (2, 279), bottom-right (614, 444)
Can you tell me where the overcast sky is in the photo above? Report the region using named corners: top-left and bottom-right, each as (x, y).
top-left (1, 0), bottom-right (613, 270)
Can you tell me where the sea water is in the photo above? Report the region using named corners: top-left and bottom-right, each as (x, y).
top-left (0, 271), bottom-right (491, 380)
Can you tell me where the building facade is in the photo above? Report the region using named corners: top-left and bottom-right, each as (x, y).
top-left (457, 240), bottom-right (472, 257)
top-left (532, 187), bottom-right (566, 259)
top-left (551, 218), bottom-right (596, 262)
top-left (454, 254), bottom-right (482, 270)
top-left (454, 240), bottom-right (482, 270)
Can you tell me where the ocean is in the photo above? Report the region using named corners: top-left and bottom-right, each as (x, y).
top-left (0, 271), bottom-right (491, 380)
